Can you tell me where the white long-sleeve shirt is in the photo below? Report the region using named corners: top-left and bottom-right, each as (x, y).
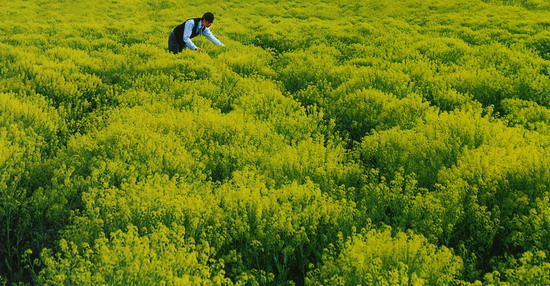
top-left (182, 19), bottom-right (224, 50)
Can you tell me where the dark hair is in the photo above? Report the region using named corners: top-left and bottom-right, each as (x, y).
top-left (202, 12), bottom-right (215, 23)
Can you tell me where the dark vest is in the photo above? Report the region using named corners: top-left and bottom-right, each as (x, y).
top-left (173, 18), bottom-right (203, 46)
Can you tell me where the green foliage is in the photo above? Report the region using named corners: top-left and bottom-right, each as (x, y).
top-left (0, 0), bottom-right (548, 284)
top-left (356, 170), bottom-right (448, 243)
top-left (501, 98), bottom-right (550, 134)
top-left (438, 144), bottom-right (549, 279)
top-left (329, 89), bottom-right (434, 140)
top-left (0, 93), bottom-right (66, 282)
top-left (213, 173), bottom-right (359, 284)
top-left (358, 107), bottom-right (526, 188)
top-left (232, 77), bottom-right (323, 142)
top-left (484, 251), bottom-right (550, 285)
top-left (39, 224), bottom-right (229, 285)
top-left (307, 227), bottom-right (463, 285)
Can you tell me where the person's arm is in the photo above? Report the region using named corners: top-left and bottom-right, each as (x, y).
top-left (183, 20), bottom-right (199, 50)
top-left (203, 28), bottom-right (224, 46)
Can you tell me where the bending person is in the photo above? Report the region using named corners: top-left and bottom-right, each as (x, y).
top-left (168, 12), bottom-right (224, 53)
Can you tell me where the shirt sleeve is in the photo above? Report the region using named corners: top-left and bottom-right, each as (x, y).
top-left (183, 20), bottom-right (198, 50)
top-left (203, 27), bottom-right (225, 46)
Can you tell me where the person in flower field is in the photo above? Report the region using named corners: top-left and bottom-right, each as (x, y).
top-left (168, 12), bottom-right (224, 53)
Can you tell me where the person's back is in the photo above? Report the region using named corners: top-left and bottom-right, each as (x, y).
top-left (168, 12), bottom-right (224, 54)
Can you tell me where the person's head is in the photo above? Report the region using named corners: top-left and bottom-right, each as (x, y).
top-left (201, 12), bottom-right (215, 28)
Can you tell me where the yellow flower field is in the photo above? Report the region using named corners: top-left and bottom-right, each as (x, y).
top-left (1, 0), bottom-right (549, 284)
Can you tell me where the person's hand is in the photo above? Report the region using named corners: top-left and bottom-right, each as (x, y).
top-left (195, 48), bottom-right (204, 52)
